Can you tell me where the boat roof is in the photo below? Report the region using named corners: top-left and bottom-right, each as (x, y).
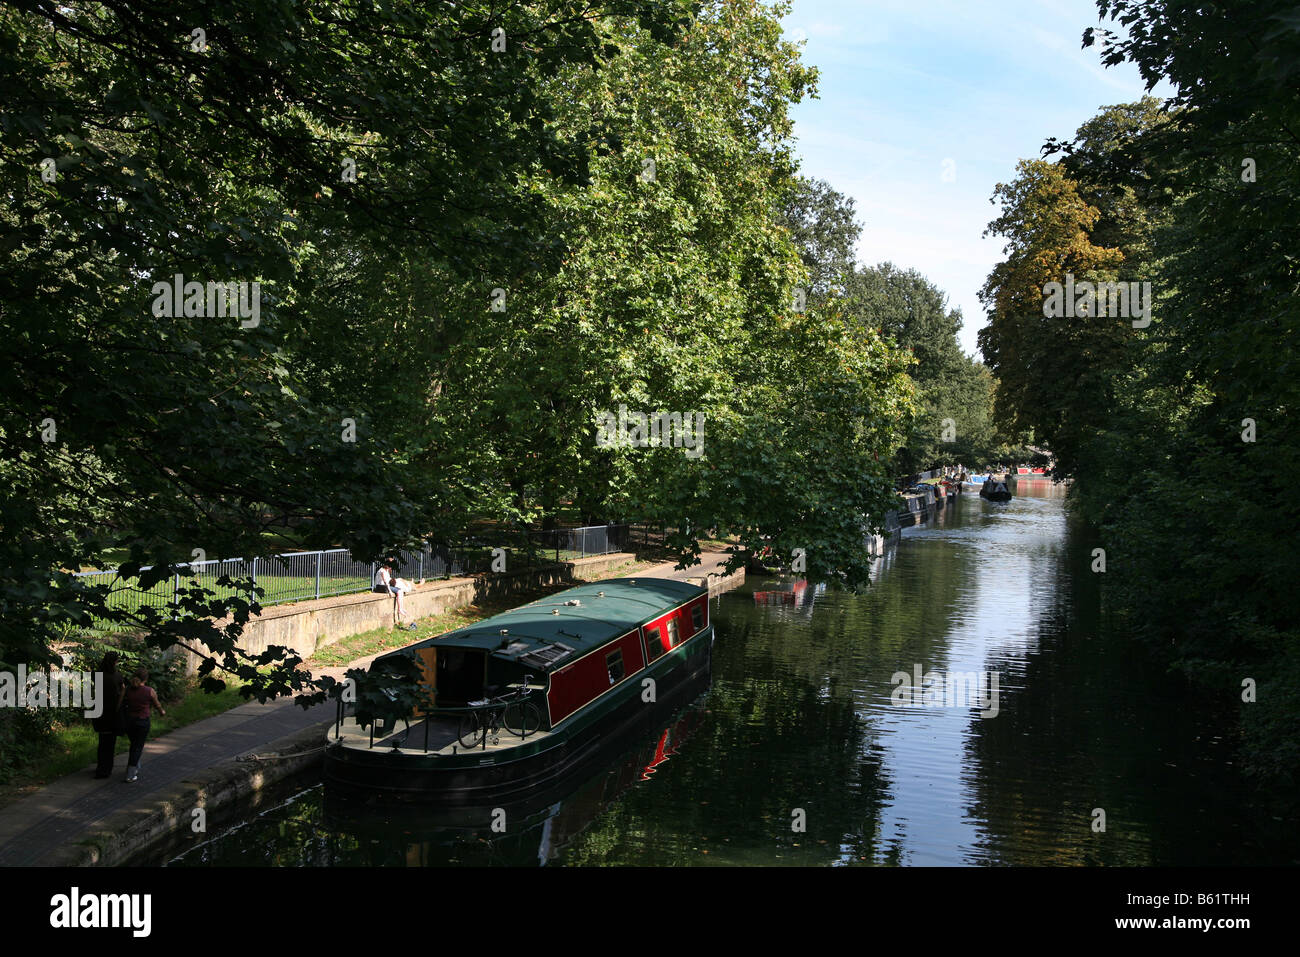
top-left (382, 577), bottom-right (706, 672)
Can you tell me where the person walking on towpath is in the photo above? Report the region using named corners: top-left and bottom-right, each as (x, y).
top-left (122, 667), bottom-right (165, 783)
top-left (92, 651), bottom-right (126, 779)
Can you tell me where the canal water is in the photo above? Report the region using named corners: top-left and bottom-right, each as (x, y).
top-left (157, 484), bottom-right (1299, 866)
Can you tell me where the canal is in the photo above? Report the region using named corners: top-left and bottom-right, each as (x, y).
top-left (155, 483), bottom-right (1299, 866)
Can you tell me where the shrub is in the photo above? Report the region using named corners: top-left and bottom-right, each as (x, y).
top-left (0, 706), bottom-right (65, 783)
top-left (64, 634), bottom-right (188, 703)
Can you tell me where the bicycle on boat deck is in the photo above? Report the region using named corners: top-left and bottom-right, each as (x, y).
top-left (457, 678), bottom-right (543, 749)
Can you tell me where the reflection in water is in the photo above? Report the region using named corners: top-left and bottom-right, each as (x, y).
top-left (160, 487), bottom-right (1300, 866)
top-left (870, 491), bottom-right (1069, 863)
top-left (752, 578), bottom-right (827, 620)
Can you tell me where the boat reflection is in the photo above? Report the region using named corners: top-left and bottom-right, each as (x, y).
top-left (751, 577), bottom-right (827, 617)
top-left (318, 665), bottom-right (713, 865)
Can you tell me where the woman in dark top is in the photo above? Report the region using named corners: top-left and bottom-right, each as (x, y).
top-left (123, 667), bottom-right (165, 783)
top-left (92, 652), bottom-right (127, 779)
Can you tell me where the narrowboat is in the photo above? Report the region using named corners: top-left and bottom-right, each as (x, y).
top-left (980, 480), bottom-right (1013, 502)
top-left (323, 577), bottom-right (713, 800)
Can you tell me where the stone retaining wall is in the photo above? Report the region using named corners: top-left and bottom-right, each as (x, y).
top-left (177, 552), bottom-right (638, 675)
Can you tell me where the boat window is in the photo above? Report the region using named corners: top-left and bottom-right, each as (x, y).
top-left (666, 618), bottom-right (679, 647)
top-left (645, 627), bottom-right (664, 662)
top-left (691, 605), bottom-right (704, 632)
top-left (606, 649), bottom-right (625, 684)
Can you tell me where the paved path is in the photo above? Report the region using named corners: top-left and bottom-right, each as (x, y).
top-left (632, 549), bottom-right (740, 586)
top-left (0, 551), bottom-right (739, 866)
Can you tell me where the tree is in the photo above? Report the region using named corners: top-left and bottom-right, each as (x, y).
top-left (422, 0), bottom-right (915, 588)
top-left (774, 176), bottom-right (862, 299)
top-left (977, 0), bottom-right (1300, 783)
top-left (977, 159), bottom-right (1125, 479)
top-left (1081, 0), bottom-right (1300, 782)
top-left (839, 263), bottom-right (987, 472)
top-left (0, 0), bottom-right (695, 700)
top-left (0, 0), bottom-right (920, 724)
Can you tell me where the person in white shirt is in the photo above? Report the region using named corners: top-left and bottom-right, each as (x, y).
top-left (373, 562), bottom-right (417, 630)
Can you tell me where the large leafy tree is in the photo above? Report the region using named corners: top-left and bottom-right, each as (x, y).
top-left (841, 263), bottom-right (998, 472)
top-left (422, 0), bottom-right (916, 588)
top-left (977, 159), bottom-right (1126, 479)
top-left (774, 175), bottom-right (861, 299)
top-left (1, 0), bottom-right (920, 714)
top-left (0, 0), bottom-right (694, 698)
top-left (1082, 0), bottom-right (1300, 781)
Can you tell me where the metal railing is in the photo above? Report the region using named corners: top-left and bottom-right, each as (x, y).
top-left (72, 525), bottom-right (631, 632)
top-left (525, 523), bottom-right (631, 563)
top-left (335, 684), bottom-right (546, 753)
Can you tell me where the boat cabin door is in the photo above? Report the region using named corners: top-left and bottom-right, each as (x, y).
top-left (434, 648), bottom-right (488, 705)
top-left (413, 646), bottom-right (436, 716)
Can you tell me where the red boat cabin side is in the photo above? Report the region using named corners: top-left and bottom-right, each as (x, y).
top-left (545, 593), bottom-right (710, 727)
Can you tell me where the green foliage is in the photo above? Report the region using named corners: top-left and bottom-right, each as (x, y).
top-left (0, 0), bottom-right (696, 698)
top-left (384, 0), bottom-right (914, 589)
top-left (344, 658), bottom-right (432, 732)
top-left (1, 0), bottom-right (923, 700)
top-left (0, 705), bottom-right (64, 783)
top-left (977, 158), bottom-right (1127, 479)
top-left (844, 264), bottom-right (964, 380)
top-left (65, 634), bottom-right (187, 703)
top-left (774, 176), bottom-right (862, 298)
top-left (838, 263), bottom-right (1010, 471)
top-left (980, 0), bottom-right (1300, 783)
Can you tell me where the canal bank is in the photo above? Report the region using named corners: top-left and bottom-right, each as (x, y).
top-left (0, 552), bottom-right (743, 867)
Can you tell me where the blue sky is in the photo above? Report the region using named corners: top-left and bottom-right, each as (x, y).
top-left (780, 0), bottom-right (1171, 357)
